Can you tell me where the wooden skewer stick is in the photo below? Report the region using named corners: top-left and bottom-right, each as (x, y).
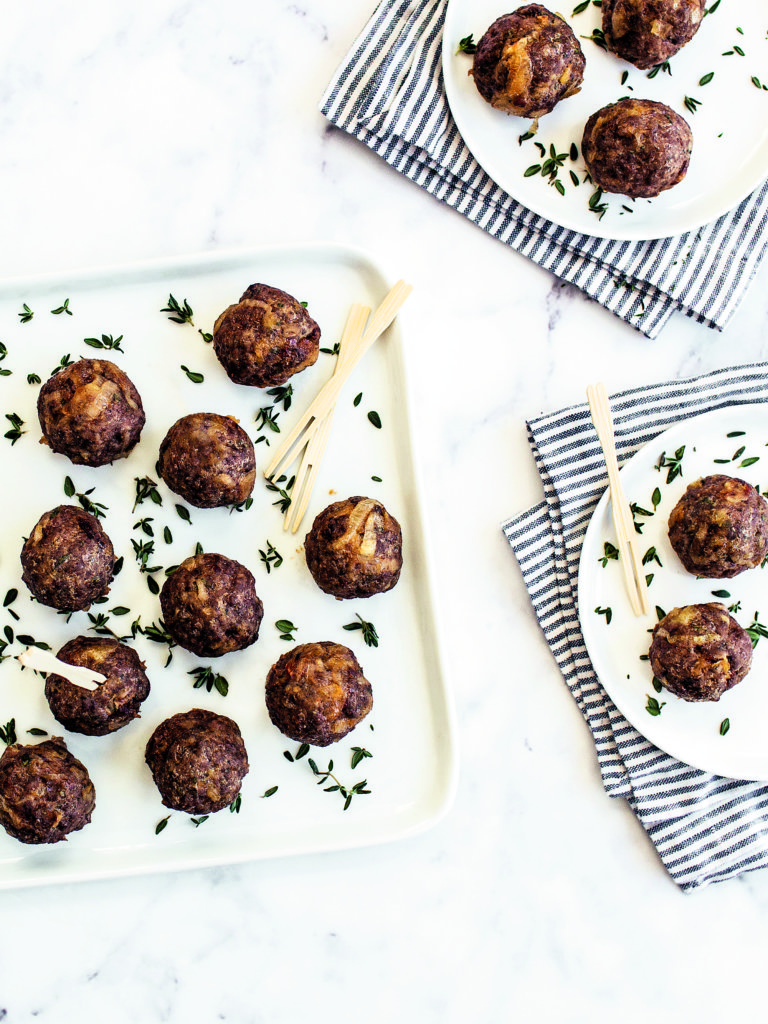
top-left (17, 647), bottom-right (105, 691)
top-left (284, 303), bottom-right (370, 534)
top-left (586, 382), bottom-right (650, 617)
top-left (264, 280), bottom-right (412, 482)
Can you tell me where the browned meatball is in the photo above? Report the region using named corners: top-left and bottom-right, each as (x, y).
top-left (582, 98), bottom-right (692, 199)
top-left (304, 496), bottom-right (403, 600)
top-left (37, 358), bottom-right (145, 467)
top-left (145, 708), bottom-right (249, 814)
top-left (265, 641), bottom-right (373, 746)
top-left (649, 603), bottom-right (752, 702)
top-left (20, 505), bottom-right (115, 611)
top-left (157, 412), bottom-right (256, 509)
top-left (603, 0), bottom-right (706, 70)
top-left (212, 283), bottom-right (321, 388)
top-left (471, 5), bottom-right (585, 118)
top-left (668, 475), bottom-right (768, 579)
top-left (45, 637), bottom-right (150, 736)
top-left (0, 737), bottom-right (95, 844)
top-left (159, 552), bottom-right (263, 657)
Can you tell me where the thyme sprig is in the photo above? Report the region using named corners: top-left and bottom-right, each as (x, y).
top-left (456, 34), bottom-right (476, 54)
top-left (188, 665), bottom-right (229, 696)
top-left (4, 413), bottom-right (25, 445)
top-left (266, 475), bottom-right (294, 513)
top-left (136, 618), bottom-right (176, 666)
top-left (133, 476), bottom-right (162, 511)
top-left (343, 613), bottom-right (379, 648)
top-left (50, 299), bottom-right (72, 316)
top-left (307, 756), bottom-right (371, 811)
top-left (350, 746), bottom-right (373, 769)
top-left (655, 445), bottom-right (685, 483)
top-left (276, 619), bottom-right (297, 641)
top-left (18, 304), bottom-right (33, 323)
top-left (0, 719), bottom-right (17, 746)
top-left (64, 476), bottom-right (108, 519)
top-left (599, 541), bottom-right (619, 566)
top-left (259, 540), bottom-right (283, 573)
top-left (84, 333), bottom-right (124, 352)
top-left (646, 695), bottom-right (666, 716)
top-left (160, 294), bottom-right (212, 342)
top-left (747, 612), bottom-right (768, 648)
top-left (49, 354), bottom-right (74, 377)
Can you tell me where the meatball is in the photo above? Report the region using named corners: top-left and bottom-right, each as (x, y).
top-left (0, 737), bottom-right (95, 844)
top-left (20, 505), bottom-right (115, 611)
top-left (145, 708), bottom-right (249, 814)
top-left (668, 475), bottom-right (768, 579)
top-left (304, 496), bottom-right (403, 600)
top-left (602, 0), bottom-right (706, 70)
top-left (37, 358), bottom-right (145, 467)
top-left (582, 98), bottom-right (692, 199)
top-left (212, 283), bottom-right (321, 388)
top-left (157, 412), bottom-right (256, 509)
top-left (45, 637), bottom-right (150, 736)
top-left (265, 641), bottom-right (373, 746)
top-left (649, 603), bottom-right (752, 702)
top-left (159, 552), bottom-right (263, 657)
top-left (470, 5), bottom-right (585, 118)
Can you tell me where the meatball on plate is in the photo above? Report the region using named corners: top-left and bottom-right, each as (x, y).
top-left (266, 642), bottom-right (373, 746)
top-left (213, 283), bottom-right (321, 388)
top-left (160, 552), bottom-right (263, 657)
top-left (158, 412), bottom-right (256, 509)
top-left (602, 0), bottom-right (706, 70)
top-left (442, 0), bottom-right (768, 239)
top-left (0, 737), bottom-right (95, 845)
top-left (145, 709), bottom-right (249, 815)
top-left (471, 6), bottom-right (585, 119)
top-left (37, 358), bottom-right (145, 467)
top-left (578, 404), bottom-right (768, 780)
top-left (20, 504), bottom-right (115, 611)
top-left (305, 496), bottom-right (403, 599)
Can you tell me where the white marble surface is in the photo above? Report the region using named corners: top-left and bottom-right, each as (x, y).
top-left (3, 2), bottom-right (768, 1021)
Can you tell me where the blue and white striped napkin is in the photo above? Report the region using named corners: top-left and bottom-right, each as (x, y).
top-left (321, 0), bottom-right (768, 339)
top-left (504, 365), bottom-right (768, 890)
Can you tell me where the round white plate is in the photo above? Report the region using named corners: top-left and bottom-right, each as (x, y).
top-left (442, 1), bottom-right (768, 240)
top-left (578, 403), bottom-right (768, 780)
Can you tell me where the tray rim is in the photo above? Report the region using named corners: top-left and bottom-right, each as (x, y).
top-left (0, 240), bottom-right (460, 889)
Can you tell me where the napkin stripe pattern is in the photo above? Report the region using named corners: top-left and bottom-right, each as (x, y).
top-left (321, 0), bottom-right (768, 339)
top-left (504, 365), bottom-right (768, 890)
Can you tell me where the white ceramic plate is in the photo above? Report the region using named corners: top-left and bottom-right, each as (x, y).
top-left (0, 244), bottom-right (457, 888)
top-left (578, 403), bottom-right (768, 780)
top-left (442, 0), bottom-right (768, 240)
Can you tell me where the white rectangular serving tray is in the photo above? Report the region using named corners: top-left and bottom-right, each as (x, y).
top-left (0, 243), bottom-right (458, 888)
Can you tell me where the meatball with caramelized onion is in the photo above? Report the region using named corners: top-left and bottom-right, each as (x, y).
top-left (158, 412), bottom-right (256, 509)
top-left (159, 552), bottom-right (263, 658)
top-left (265, 641), bottom-right (373, 746)
top-left (0, 737), bottom-right (95, 844)
top-left (668, 475), bottom-right (768, 579)
top-left (581, 98), bottom-right (692, 198)
top-left (304, 496), bottom-right (403, 599)
top-left (20, 504), bottom-right (115, 611)
top-left (212, 283), bottom-right (321, 388)
top-left (602, 0), bottom-right (706, 70)
top-left (145, 708), bottom-right (249, 814)
top-left (471, 5), bottom-right (585, 118)
top-left (45, 637), bottom-right (151, 736)
top-left (37, 358), bottom-right (145, 467)
top-left (649, 603), bottom-right (752, 702)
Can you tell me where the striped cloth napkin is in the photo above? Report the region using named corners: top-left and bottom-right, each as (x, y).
top-left (320, 0), bottom-right (768, 339)
top-left (503, 364), bottom-right (768, 891)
